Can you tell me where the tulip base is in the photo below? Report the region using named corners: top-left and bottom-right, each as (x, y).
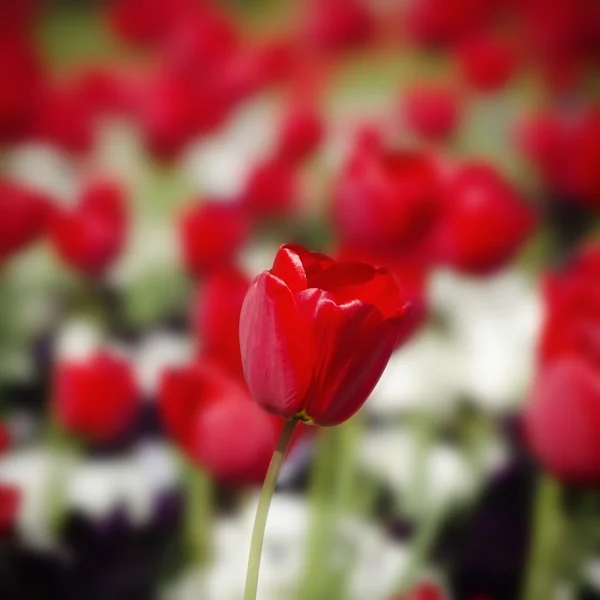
top-left (243, 418), bottom-right (298, 600)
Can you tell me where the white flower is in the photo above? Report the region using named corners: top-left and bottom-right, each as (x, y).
top-left (133, 331), bottom-right (193, 397)
top-left (54, 318), bottom-right (104, 362)
top-left (369, 329), bottom-right (461, 418)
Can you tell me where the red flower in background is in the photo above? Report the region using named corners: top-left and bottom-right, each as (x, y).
top-left (0, 0), bottom-right (39, 36)
top-left (456, 33), bottom-right (516, 92)
top-left (179, 201), bottom-right (250, 277)
top-left (392, 581), bottom-right (447, 599)
top-left (405, 0), bottom-right (492, 48)
top-left (300, 0), bottom-right (375, 54)
top-left (0, 35), bottom-right (42, 143)
top-left (332, 148), bottom-right (442, 255)
top-left (0, 485), bottom-right (20, 538)
top-left (0, 179), bottom-right (54, 265)
top-left (526, 357), bottom-right (600, 483)
top-left (50, 178), bottom-right (128, 276)
top-left (239, 244), bottom-right (412, 426)
top-left (193, 266), bottom-right (250, 380)
top-left (159, 360), bottom-right (282, 484)
top-left (401, 84), bottom-right (461, 140)
top-left (434, 162), bottom-right (536, 274)
top-left (526, 242), bottom-right (600, 482)
top-left (53, 351), bottom-right (139, 442)
top-left (241, 157), bottom-right (299, 219)
top-left (570, 106), bottom-right (600, 209)
top-left (275, 102), bottom-right (324, 165)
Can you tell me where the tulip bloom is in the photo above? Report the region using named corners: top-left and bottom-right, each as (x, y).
top-left (434, 162), bottom-right (537, 274)
top-left (159, 360), bottom-right (281, 484)
top-left (50, 178), bottom-right (128, 276)
top-left (179, 201), bottom-right (250, 276)
top-left (0, 484), bottom-right (20, 538)
top-left (401, 85), bottom-right (460, 141)
top-left (0, 179), bottom-right (53, 264)
top-left (332, 148), bottom-right (442, 255)
top-left (53, 351), bottom-right (139, 441)
top-left (239, 244), bottom-right (412, 426)
top-left (526, 357), bottom-right (600, 482)
top-left (193, 266), bottom-right (250, 379)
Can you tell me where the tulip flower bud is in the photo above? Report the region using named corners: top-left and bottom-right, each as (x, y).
top-left (53, 351), bottom-right (139, 442)
top-left (239, 244), bottom-right (412, 426)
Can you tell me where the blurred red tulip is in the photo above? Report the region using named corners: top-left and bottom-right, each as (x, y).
top-left (434, 162), bottom-right (536, 273)
top-left (276, 103), bottom-right (324, 165)
top-left (53, 351), bottom-right (139, 442)
top-left (0, 485), bottom-right (20, 538)
top-left (32, 81), bottom-right (96, 156)
top-left (526, 357), bottom-right (600, 482)
top-left (332, 147), bottom-right (442, 255)
top-left (179, 201), bottom-right (250, 277)
top-left (456, 33), bottom-right (516, 92)
top-left (393, 581), bottom-right (447, 599)
top-left (538, 242), bottom-right (600, 366)
top-left (50, 179), bottom-right (128, 276)
top-left (0, 35), bottom-right (42, 143)
top-left (515, 110), bottom-right (569, 190)
top-left (241, 157), bottom-right (299, 219)
top-left (405, 0), bottom-right (492, 47)
top-left (300, 0), bottom-right (375, 54)
top-left (106, 0), bottom-right (194, 46)
top-left (570, 106), bottom-right (600, 209)
top-left (159, 360), bottom-right (281, 484)
top-left (193, 266), bottom-right (250, 380)
top-left (0, 0), bottom-right (39, 36)
top-left (401, 84), bottom-right (461, 140)
top-left (0, 179), bottom-right (54, 264)
top-left (239, 244), bottom-right (412, 425)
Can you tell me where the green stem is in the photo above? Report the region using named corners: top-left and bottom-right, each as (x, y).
top-left (521, 474), bottom-right (563, 600)
top-left (244, 418), bottom-right (298, 600)
top-left (394, 507), bottom-right (446, 594)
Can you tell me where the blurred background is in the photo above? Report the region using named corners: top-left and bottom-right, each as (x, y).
top-left (0, 0), bottom-right (599, 598)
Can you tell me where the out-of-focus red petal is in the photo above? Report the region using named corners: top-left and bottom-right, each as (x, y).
top-left (239, 272), bottom-right (312, 419)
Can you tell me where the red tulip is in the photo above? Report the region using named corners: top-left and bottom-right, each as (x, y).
top-left (0, 0), bottom-right (39, 36)
top-left (515, 110), bottom-right (569, 191)
top-left (332, 148), bottom-right (442, 255)
top-left (570, 106), bottom-right (600, 209)
top-left (241, 157), bottom-right (299, 219)
top-left (137, 69), bottom-right (228, 161)
top-left (0, 179), bottom-right (53, 264)
top-left (538, 242), bottom-right (600, 366)
top-left (31, 79), bottom-right (97, 156)
top-left (405, 0), bottom-right (492, 47)
top-left (193, 266), bottom-right (250, 380)
top-left (393, 581), bottom-right (447, 600)
top-left (434, 162), bottom-right (536, 274)
top-left (300, 0), bottom-right (375, 54)
top-left (0, 35), bottom-right (42, 142)
top-left (239, 244), bottom-right (412, 426)
top-left (179, 201), bottom-right (250, 277)
top-left (526, 357), bottom-right (600, 482)
top-left (0, 484), bottom-right (20, 538)
top-left (105, 0), bottom-right (194, 46)
top-left (159, 360), bottom-right (281, 484)
top-left (401, 84), bottom-right (460, 140)
top-left (50, 178), bottom-right (128, 276)
top-left (276, 103), bottom-right (324, 165)
top-left (53, 351), bottom-right (139, 442)
top-left (456, 33), bottom-right (516, 92)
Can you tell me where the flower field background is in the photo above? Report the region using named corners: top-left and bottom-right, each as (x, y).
top-left (0, 1), bottom-right (599, 599)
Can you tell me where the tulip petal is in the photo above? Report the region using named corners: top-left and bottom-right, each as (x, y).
top-left (271, 243), bottom-right (335, 293)
top-left (295, 288), bottom-right (381, 419)
top-left (311, 306), bottom-right (412, 426)
top-left (309, 262), bottom-right (401, 318)
top-left (239, 272), bottom-right (312, 419)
